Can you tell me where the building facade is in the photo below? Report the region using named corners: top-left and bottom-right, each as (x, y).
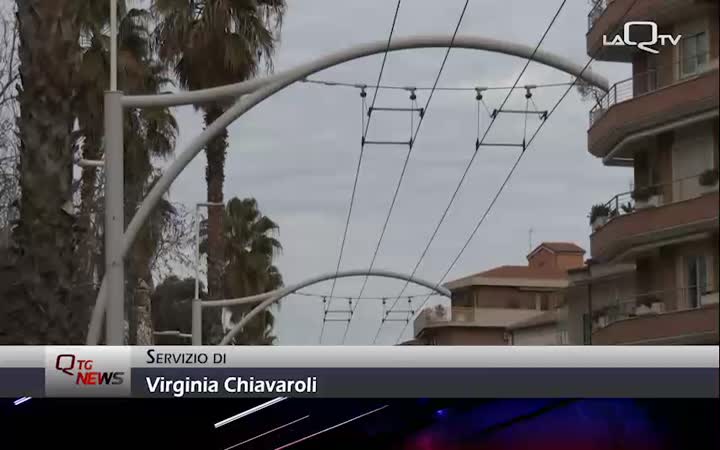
top-left (413, 242), bottom-right (584, 345)
top-left (579, 0), bottom-right (719, 344)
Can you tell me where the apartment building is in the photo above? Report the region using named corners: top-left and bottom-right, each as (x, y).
top-left (506, 308), bottom-right (569, 345)
top-left (577, 0), bottom-right (719, 344)
top-left (412, 242), bottom-right (584, 345)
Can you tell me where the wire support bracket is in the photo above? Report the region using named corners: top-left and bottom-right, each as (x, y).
top-left (362, 138), bottom-right (413, 147)
top-left (475, 139), bottom-right (526, 151)
top-left (385, 309), bottom-right (414, 315)
top-left (491, 108), bottom-right (548, 120)
top-left (368, 106), bottom-right (425, 118)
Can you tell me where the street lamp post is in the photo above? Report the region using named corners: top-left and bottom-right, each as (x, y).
top-left (192, 202), bottom-right (224, 345)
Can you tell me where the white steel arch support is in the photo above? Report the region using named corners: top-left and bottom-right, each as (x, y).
top-left (88, 34), bottom-right (610, 345)
top-left (216, 269), bottom-right (452, 345)
top-left (123, 35), bottom-right (609, 108)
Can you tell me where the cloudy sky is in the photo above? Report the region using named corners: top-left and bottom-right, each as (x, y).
top-left (160, 0), bottom-right (633, 345)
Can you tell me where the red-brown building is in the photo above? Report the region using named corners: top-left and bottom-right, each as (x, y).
top-left (570, 0), bottom-right (719, 344)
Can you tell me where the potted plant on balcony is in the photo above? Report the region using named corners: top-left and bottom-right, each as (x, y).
top-left (631, 185), bottom-right (661, 209)
top-left (592, 305), bottom-right (612, 329)
top-left (698, 168), bottom-right (719, 187)
top-left (635, 295), bottom-right (663, 315)
top-left (621, 202), bottom-right (634, 214)
top-left (589, 203), bottom-right (611, 231)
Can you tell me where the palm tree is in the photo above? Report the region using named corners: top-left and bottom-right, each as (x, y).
top-left (201, 196), bottom-right (283, 345)
top-left (10, 0), bottom-right (86, 343)
top-left (129, 190), bottom-right (178, 345)
top-left (5, 1), bottom-right (177, 344)
top-left (153, 0), bottom-right (286, 301)
top-left (122, 60), bottom-right (178, 346)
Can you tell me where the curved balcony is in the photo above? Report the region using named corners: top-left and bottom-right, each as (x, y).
top-left (591, 286), bottom-right (719, 344)
top-left (587, 0), bottom-right (713, 62)
top-left (413, 307), bottom-right (544, 341)
top-left (588, 62), bottom-right (719, 159)
top-left (590, 173), bottom-right (720, 262)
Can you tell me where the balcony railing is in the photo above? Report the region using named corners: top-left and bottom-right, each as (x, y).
top-left (589, 285), bottom-right (719, 333)
top-left (590, 170), bottom-right (720, 231)
top-left (589, 53), bottom-right (714, 127)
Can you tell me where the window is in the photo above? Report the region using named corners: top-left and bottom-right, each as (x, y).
top-left (686, 255), bottom-right (708, 308)
top-left (680, 32), bottom-right (708, 78)
top-left (453, 291), bottom-right (473, 307)
top-left (541, 294), bottom-right (550, 310)
top-left (647, 56), bottom-right (658, 91)
top-left (558, 330), bottom-right (569, 345)
top-left (582, 313), bottom-right (592, 345)
top-left (535, 293), bottom-right (550, 310)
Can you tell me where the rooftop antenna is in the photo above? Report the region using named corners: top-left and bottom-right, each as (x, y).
top-left (528, 228), bottom-right (534, 253)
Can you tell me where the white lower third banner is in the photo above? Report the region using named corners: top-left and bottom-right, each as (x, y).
top-left (0, 346), bottom-right (718, 398)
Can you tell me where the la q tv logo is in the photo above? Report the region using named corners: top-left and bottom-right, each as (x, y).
top-left (604, 22), bottom-right (681, 54)
top-left (55, 354), bottom-right (125, 386)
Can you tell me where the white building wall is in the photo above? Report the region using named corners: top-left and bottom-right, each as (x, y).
top-left (511, 325), bottom-right (561, 345)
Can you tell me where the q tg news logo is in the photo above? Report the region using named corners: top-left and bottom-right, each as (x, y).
top-left (55, 354), bottom-right (126, 385)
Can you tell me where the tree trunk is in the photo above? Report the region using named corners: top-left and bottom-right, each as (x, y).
top-left (134, 278), bottom-right (154, 345)
top-left (124, 155), bottom-right (145, 345)
top-left (9, 0), bottom-right (86, 344)
top-left (77, 132), bottom-right (100, 283)
top-left (204, 106), bottom-right (227, 300)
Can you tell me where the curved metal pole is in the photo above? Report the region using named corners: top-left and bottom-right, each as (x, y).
top-left (204, 269), bottom-right (452, 308)
top-left (87, 34), bottom-right (610, 344)
top-left (218, 270), bottom-right (451, 345)
top-left (123, 34), bottom-right (609, 108)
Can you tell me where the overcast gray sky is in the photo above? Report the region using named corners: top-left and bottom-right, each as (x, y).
top-left (161, 0), bottom-right (633, 345)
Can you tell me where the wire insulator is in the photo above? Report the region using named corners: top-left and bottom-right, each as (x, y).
top-left (360, 87), bottom-right (367, 98)
top-left (475, 87), bottom-right (484, 101)
top-left (409, 88), bottom-right (417, 101)
top-left (525, 86), bottom-right (533, 99)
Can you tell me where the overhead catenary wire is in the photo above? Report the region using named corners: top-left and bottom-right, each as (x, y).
top-left (320, 0), bottom-right (404, 344)
top-left (365, 0), bottom-right (474, 346)
top-left (300, 78), bottom-right (576, 92)
top-left (370, 0), bottom-right (570, 345)
top-left (391, 0), bottom-right (643, 345)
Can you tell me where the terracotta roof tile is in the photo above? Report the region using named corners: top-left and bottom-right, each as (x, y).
top-left (537, 242), bottom-right (585, 253)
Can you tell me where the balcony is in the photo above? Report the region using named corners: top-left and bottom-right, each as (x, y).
top-left (590, 172), bottom-right (719, 262)
top-left (588, 60), bottom-right (719, 159)
top-left (413, 306), bottom-right (544, 339)
top-left (586, 0), bottom-right (713, 62)
top-left (591, 286), bottom-right (720, 344)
